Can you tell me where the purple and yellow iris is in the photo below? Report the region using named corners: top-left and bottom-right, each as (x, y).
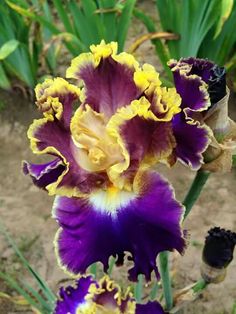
top-left (54, 275), bottom-right (165, 314)
top-left (24, 41), bottom-right (217, 281)
top-left (168, 57), bottom-right (236, 172)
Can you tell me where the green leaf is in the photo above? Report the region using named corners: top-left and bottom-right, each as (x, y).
top-left (214, 0), bottom-right (234, 38)
top-left (0, 63), bottom-right (11, 89)
top-left (117, 0), bottom-right (136, 51)
top-left (52, 0), bottom-right (74, 33)
top-left (97, 0), bottom-right (117, 43)
top-left (0, 39), bottom-right (19, 60)
top-left (21, 281), bottom-right (53, 312)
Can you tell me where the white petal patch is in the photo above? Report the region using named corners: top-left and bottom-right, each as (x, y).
top-left (89, 187), bottom-right (137, 216)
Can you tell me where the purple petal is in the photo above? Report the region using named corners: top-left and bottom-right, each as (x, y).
top-left (54, 170), bottom-right (185, 281)
top-left (120, 117), bottom-right (175, 183)
top-left (136, 301), bottom-right (165, 314)
top-left (26, 118), bottom-right (107, 196)
top-left (172, 114), bottom-right (210, 169)
top-left (168, 59), bottom-right (210, 113)
top-left (77, 57), bottom-right (139, 117)
top-left (178, 57), bottom-right (226, 105)
top-left (179, 58), bottom-right (214, 82)
top-left (22, 158), bottom-right (65, 189)
top-left (54, 276), bottom-right (95, 314)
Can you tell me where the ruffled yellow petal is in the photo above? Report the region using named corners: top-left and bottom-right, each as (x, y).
top-left (35, 77), bottom-right (80, 119)
top-left (90, 40), bottom-right (118, 62)
top-left (71, 105), bottom-right (126, 180)
top-left (113, 51), bottom-right (140, 70)
top-left (134, 63), bottom-right (162, 93)
top-left (35, 77), bottom-right (80, 101)
top-left (78, 276), bottom-right (136, 314)
top-left (66, 52), bottom-right (95, 81)
top-left (149, 86), bottom-right (182, 121)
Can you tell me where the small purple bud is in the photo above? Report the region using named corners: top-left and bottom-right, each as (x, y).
top-left (203, 227), bottom-right (236, 269)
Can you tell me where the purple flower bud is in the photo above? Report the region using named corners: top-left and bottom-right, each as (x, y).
top-left (203, 227), bottom-right (236, 269)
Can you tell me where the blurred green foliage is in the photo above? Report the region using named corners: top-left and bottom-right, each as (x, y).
top-left (0, 0), bottom-right (135, 90)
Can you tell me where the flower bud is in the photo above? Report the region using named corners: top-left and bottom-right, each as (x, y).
top-left (201, 227), bottom-right (236, 283)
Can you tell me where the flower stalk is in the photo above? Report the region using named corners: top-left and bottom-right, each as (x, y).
top-left (159, 169), bottom-right (211, 310)
top-left (183, 170), bottom-right (211, 219)
top-left (159, 251), bottom-right (173, 310)
top-left (134, 274), bottom-right (143, 303)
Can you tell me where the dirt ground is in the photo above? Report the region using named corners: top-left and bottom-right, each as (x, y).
top-left (0, 2), bottom-right (236, 314)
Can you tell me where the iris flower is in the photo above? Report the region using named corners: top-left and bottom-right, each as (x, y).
top-left (54, 275), bottom-right (165, 314)
top-left (23, 41), bottom-right (213, 281)
top-left (168, 57), bottom-right (236, 172)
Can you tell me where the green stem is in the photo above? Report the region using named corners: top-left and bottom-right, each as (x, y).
top-left (134, 274), bottom-right (143, 303)
top-left (159, 252), bottom-right (173, 310)
top-left (183, 170), bottom-right (210, 219)
top-left (192, 278), bottom-right (208, 293)
top-left (150, 281), bottom-right (161, 301)
top-left (159, 170), bottom-right (210, 310)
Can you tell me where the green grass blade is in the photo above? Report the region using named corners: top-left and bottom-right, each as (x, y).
top-left (0, 221), bottom-right (56, 303)
top-left (21, 281), bottom-right (53, 313)
top-left (0, 271), bottom-right (43, 312)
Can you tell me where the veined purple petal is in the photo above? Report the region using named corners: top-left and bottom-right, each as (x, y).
top-left (172, 114), bottom-right (210, 169)
top-left (54, 170), bottom-right (185, 281)
top-left (120, 117), bottom-right (176, 181)
top-left (136, 301), bottom-right (165, 314)
top-left (22, 158), bottom-right (65, 189)
top-left (79, 57), bottom-right (139, 117)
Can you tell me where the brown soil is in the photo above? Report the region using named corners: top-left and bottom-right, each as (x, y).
top-left (0, 2), bottom-right (236, 313)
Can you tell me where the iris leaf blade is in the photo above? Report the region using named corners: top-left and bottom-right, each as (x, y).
top-left (0, 221), bottom-right (56, 303)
